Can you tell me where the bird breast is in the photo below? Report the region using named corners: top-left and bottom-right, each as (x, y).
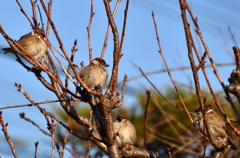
top-left (18, 34), bottom-right (47, 59)
top-left (28, 36), bottom-right (47, 59)
top-left (80, 64), bottom-right (108, 88)
top-left (114, 121), bottom-right (137, 147)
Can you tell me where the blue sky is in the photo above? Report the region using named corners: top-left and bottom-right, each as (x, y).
top-left (0, 0), bottom-right (240, 157)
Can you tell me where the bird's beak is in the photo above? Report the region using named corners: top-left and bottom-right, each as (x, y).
top-left (194, 109), bottom-right (199, 113)
top-left (41, 33), bottom-right (46, 37)
top-left (37, 28), bottom-right (46, 37)
top-left (105, 64), bottom-right (109, 67)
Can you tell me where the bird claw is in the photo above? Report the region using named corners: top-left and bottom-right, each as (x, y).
top-left (124, 143), bottom-right (132, 151)
top-left (76, 86), bottom-right (92, 102)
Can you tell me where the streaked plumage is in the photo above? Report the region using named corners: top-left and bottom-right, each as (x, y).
top-left (193, 107), bottom-right (237, 150)
top-left (2, 28), bottom-right (47, 60)
top-left (80, 58), bottom-right (109, 89)
top-left (113, 114), bottom-right (137, 148)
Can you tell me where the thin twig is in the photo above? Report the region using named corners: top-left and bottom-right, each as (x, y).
top-left (119, 0), bottom-right (130, 55)
top-left (179, 0), bottom-right (220, 152)
top-left (218, 27), bottom-right (233, 59)
top-left (114, 75), bottom-right (127, 108)
top-left (62, 97), bottom-right (77, 156)
top-left (87, 0), bottom-right (94, 62)
top-left (151, 11), bottom-right (193, 123)
top-left (86, 140), bottom-right (92, 158)
top-left (0, 111), bottom-right (19, 158)
top-left (103, 0), bottom-right (121, 97)
top-left (46, 0), bottom-right (53, 39)
top-left (15, 83), bottom-right (88, 140)
top-left (20, 112), bottom-right (50, 136)
top-left (0, 99), bottom-right (76, 110)
top-left (20, 113), bottom-right (80, 158)
top-left (64, 39), bottom-right (78, 96)
top-left (152, 97), bottom-right (187, 145)
top-left (37, 4), bottom-right (44, 29)
top-left (62, 116), bottom-right (71, 156)
top-left (46, 117), bottom-right (55, 158)
top-left (30, 0), bottom-right (38, 26)
top-left (100, 0), bottom-right (121, 58)
top-left (34, 141), bottom-right (39, 158)
top-left (139, 67), bottom-right (195, 116)
top-left (185, 0), bottom-right (240, 132)
top-left (118, 62), bottom-right (235, 84)
top-left (228, 27), bottom-right (238, 48)
top-left (149, 133), bottom-right (201, 156)
top-left (166, 147), bottom-right (173, 158)
top-left (39, 0), bottom-right (96, 95)
top-left (143, 90), bottom-right (150, 149)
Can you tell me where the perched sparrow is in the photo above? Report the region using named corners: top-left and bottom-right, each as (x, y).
top-left (80, 58), bottom-right (109, 89)
top-left (113, 114), bottom-right (137, 148)
top-left (2, 28), bottom-right (48, 60)
top-left (193, 106), bottom-right (237, 150)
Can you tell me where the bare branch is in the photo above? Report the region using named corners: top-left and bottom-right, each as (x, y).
top-left (144, 90), bottom-right (150, 149)
top-left (0, 112), bottom-right (19, 158)
top-left (34, 141), bottom-right (39, 158)
top-left (30, 0), bottom-right (38, 26)
top-left (119, 0), bottom-right (130, 55)
top-left (0, 99), bottom-right (76, 110)
top-left (228, 47), bottom-right (240, 104)
top-left (183, 0), bottom-right (240, 132)
top-left (46, 0), bottom-right (53, 38)
top-left (166, 147), bottom-right (173, 158)
top-left (20, 113), bottom-right (80, 158)
top-left (101, 0), bottom-right (121, 58)
top-left (119, 62), bottom-right (235, 84)
top-left (15, 83), bottom-right (89, 141)
top-left (103, 0), bottom-right (121, 96)
top-left (87, 0), bottom-right (94, 62)
top-left (139, 67), bottom-right (195, 116)
top-left (152, 11), bottom-right (193, 123)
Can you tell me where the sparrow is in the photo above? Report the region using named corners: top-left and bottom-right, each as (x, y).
top-left (193, 105), bottom-right (237, 150)
top-left (79, 58), bottom-right (109, 89)
top-left (2, 28), bottom-right (48, 60)
top-left (113, 114), bottom-right (137, 148)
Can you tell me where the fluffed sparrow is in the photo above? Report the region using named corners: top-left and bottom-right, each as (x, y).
top-left (193, 105), bottom-right (237, 150)
top-left (113, 114), bottom-right (137, 148)
top-left (80, 58), bottom-right (109, 89)
top-left (2, 28), bottom-right (48, 60)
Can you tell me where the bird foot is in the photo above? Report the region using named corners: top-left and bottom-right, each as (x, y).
top-left (124, 143), bottom-right (132, 151)
top-left (76, 86), bottom-right (92, 102)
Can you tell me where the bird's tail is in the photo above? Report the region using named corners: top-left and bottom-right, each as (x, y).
top-left (228, 137), bottom-right (237, 150)
top-left (2, 47), bottom-right (13, 54)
